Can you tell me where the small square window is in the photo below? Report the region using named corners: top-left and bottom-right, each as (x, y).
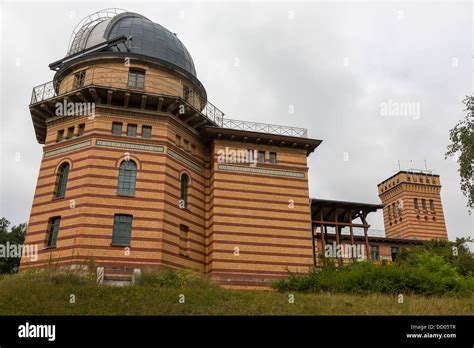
top-left (78, 123), bottom-right (85, 136)
top-left (67, 127), bottom-right (75, 139)
top-left (141, 125), bottom-right (152, 139)
top-left (73, 71), bottom-right (86, 89)
top-left (269, 152), bottom-right (277, 164)
top-left (127, 124), bottom-right (137, 137)
top-left (46, 217), bottom-right (61, 247)
top-left (57, 130), bottom-right (64, 142)
top-left (112, 122), bottom-right (123, 135)
top-left (128, 70), bottom-right (145, 88)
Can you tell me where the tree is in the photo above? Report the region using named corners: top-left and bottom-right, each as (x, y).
top-left (0, 218), bottom-right (27, 274)
top-left (446, 95), bottom-right (474, 210)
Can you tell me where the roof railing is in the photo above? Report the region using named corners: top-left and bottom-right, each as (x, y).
top-left (30, 65), bottom-right (308, 138)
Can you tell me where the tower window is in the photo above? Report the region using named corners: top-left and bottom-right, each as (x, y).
top-left (179, 224), bottom-right (189, 256)
top-left (413, 198), bottom-right (419, 210)
top-left (127, 124), bottom-right (137, 137)
top-left (429, 199), bottom-right (435, 212)
top-left (78, 123), bottom-right (85, 136)
top-left (112, 122), bottom-right (123, 135)
top-left (67, 126), bottom-right (75, 139)
top-left (184, 140), bottom-right (189, 150)
top-left (258, 151), bottom-right (265, 163)
top-left (57, 129), bottom-right (64, 142)
top-left (117, 160), bottom-right (137, 196)
top-left (421, 199), bottom-right (427, 210)
top-left (128, 69), bottom-right (145, 88)
top-left (141, 125), bottom-right (152, 139)
top-left (55, 162), bottom-right (70, 198)
top-left (391, 247), bottom-right (398, 262)
top-left (73, 70), bottom-right (86, 89)
top-left (371, 245), bottom-right (380, 261)
top-left (176, 134), bottom-right (182, 146)
top-left (180, 174), bottom-right (189, 208)
top-left (269, 152), bottom-right (277, 164)
top-left (112, 214), bottom-right (133, 246)
top-left (46, 217), bottom-right (61, 247)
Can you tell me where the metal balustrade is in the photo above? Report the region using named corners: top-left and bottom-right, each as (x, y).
top-left (30, 66), bottom-right (308, 138)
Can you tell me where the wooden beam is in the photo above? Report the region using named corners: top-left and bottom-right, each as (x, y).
top-left (157, 97), bottom-right (164, 111)
top-left (140, 95), bottom-right (147, 110)
top-left (107, 90), bottom-right (113, 105)
top-left (312, 220), bottom-right (367, 228)
top-left (124, 92), bottom-right (130, 108)
top-left (89, 88), bottom-right (100, 104)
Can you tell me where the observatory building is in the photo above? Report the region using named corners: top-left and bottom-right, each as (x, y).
top-left (22, 10), bottom-right (448, 287)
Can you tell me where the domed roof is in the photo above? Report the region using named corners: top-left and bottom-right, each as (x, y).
top-left (67, 10), bottom-right (197, 77)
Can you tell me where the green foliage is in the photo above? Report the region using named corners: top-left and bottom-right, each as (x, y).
top-left (0, 218), bottom-right (27, 274)
top-left (445, 95), bottom-right (474, 209)
top-left (273, 238), bottom-right (474, 296)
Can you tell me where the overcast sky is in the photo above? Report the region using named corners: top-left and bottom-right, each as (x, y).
top-left (0, 1), bottom-right (472, 243)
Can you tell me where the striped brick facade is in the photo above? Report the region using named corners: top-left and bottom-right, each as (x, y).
top-left (378, 171), bottom-right (448, 240)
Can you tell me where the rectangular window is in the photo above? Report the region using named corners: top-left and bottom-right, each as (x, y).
top-left (413, 198), bottom-right (419, 210)
top-left (112, 122), bottom-right (123, 135)
top-left (112, 215), bottom-right (133, 246)
top-left (407, 175), bottom-right (411, 182)
top-left (73, 70), bottom-right (86, 89)
top-left (141, 125), bottom-right (152, 139)
top-left (128, 69), bottom-right (145, 88)
top-left (127, 124), bottom-right (137, 137)
top-left (429, 199), bottom-right (435, 212)
top-left (257, 151), bottom-right (265, 163)
top-left (183, 140), bottom-right (189, 150)
top-left (57, 130), bottom-right (64, 142)
top-left (179, 224), bottom-right (189, 256)
top-left (391, 247), bottom-right (398, 262)
top-left (371, 245), bottom-right (380, 261)
top-left (78, 123), bottom-right (85, 136)
top-left (421, 199), bottom-right (427, 210)
top-left (46, 217), bottom-right (61, 247)
top-left (269, 152), bottom-right (277, 164)
top-left (67, 126), bottom-right (75, 139)
top-left (247, 149), bottom-right (255, 162)
top-left (176, 134), bottom-right (182, 146)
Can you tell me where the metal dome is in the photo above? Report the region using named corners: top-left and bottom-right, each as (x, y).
top-left (67, 9), bottom-right (197, 77)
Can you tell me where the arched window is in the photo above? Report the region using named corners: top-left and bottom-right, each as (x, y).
top-left (117, 160), bottom-right (137, 196)
top-left (180, 174), bottom-right (189, 208)
top-left (55, 162), bottom-right (70, 198)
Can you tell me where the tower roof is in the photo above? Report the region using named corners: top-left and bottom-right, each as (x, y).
top-left (66, 9), bottom-right (197, 78)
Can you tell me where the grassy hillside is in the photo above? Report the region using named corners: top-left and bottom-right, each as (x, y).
top-left (0, 269), bottom-right (472, 315)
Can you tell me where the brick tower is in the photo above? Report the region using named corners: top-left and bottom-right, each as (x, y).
top-left (377, 171), bottom-right (448, 240)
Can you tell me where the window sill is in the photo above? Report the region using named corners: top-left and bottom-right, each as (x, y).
top-left (117, 194), bottom-right (136, 198)
top-left (110, 243), bottom-right (131, 248)
top-left (52, 196), bottom-right (65, 201)
top-left (43, 246), bottom-right (57, 250)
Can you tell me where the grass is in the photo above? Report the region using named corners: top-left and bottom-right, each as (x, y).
top-left (0, 269), bottom-right (473, 315)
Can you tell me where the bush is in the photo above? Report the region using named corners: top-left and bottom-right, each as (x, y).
top-left (272, 251), bottom-right (474, 296)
